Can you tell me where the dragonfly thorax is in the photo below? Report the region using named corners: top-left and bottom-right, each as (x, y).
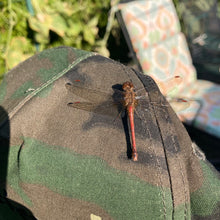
top-left (122, 82), bottom-right (138, 108)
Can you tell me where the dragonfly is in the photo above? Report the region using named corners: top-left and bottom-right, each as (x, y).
top-left (65, 76), bottom-right (188, 162)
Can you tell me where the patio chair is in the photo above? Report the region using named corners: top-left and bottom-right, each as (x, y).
top-left (115, 0), bottom-right (220, 139)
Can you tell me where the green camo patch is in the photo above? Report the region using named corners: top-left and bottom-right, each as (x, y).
top-left (36, 83), bottom-right (53, 98)
top-left (11, 81), bottom-right (34, 99)
top-left (36, 48), bottom-right (69, 82)
top-left (173, 203), bottom-right (191, 220)
top-left (8, 137), bottom-right (174, 219)
top-left (190, 161), bottom-right (220, 217)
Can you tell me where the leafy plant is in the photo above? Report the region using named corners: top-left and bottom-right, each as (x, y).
top-left (0, 0), bottom-right (111, 81)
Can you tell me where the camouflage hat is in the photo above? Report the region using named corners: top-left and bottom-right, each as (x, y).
top-left (0, 46), bottom-right (219, 219)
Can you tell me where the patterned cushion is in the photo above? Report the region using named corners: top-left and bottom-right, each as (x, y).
top-left (177, 80), bottom-right (220, 138)
top-left (118, 0), bottom-right (181, 53)
top-left (140, 33), bottom-right (197, 96)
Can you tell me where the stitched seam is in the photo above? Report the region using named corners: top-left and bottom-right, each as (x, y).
top-left (122, 66), bottom-right (167, 219)
top-left (150, 105), bottom-right (173, 220)
top-left (135, 69), bottom-right (188, 219)
top-left (131, 69), bottom-right (168, 219)
top-left (171, 133), bottom-right (188, 219)
top-left (162, 106), bottom-right (188, 219)
top-left (8, 52), bottom-right (96, 120)
top-left (144, 109), bottom-right (167, 220)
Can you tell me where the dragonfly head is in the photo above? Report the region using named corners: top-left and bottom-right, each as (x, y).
top-left (122, 81), bottom-right (134, 91)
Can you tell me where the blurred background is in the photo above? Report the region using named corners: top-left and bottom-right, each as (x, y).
top-left (0, 0), bottom-right (220, 79)
top-left (0, 0), bottom-right (220, 169)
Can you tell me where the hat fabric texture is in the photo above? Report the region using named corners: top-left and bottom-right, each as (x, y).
top-left (0, 46), bottom-right (219, 219)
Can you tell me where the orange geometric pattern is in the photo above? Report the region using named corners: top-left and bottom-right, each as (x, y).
top-left (139, 34), bottom-right (196, 95)
top-left (120, 0), bottom-right (180, 52)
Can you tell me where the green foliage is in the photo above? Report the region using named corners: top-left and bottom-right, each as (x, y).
top-left (0, 0), bottom-right (111, 80)
top-left (1, 0), bottom-right (219, 82)
top-left (174, 0), bottom-right (220, 38)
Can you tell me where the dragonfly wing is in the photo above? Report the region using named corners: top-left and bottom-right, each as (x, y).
top-left (67, 101), bottom-right (122, 117)
top-left (157, 76), bottom-right (182, 96)
top-left (169, 98), bottom-right (190, 112)
top-left (65, 83), bottom-right (112, 103)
